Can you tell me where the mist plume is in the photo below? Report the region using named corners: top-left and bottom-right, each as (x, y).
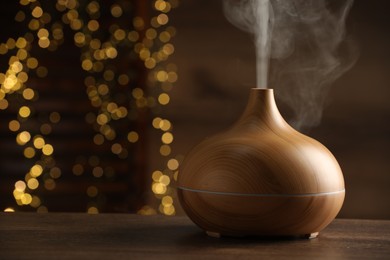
top-left (223, 0), bottom-right (357, 130)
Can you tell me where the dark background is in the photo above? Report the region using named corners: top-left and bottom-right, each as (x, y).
top-left (0, 0), bottom-right (388, 219)
top-left (166, 0), bottom-right (390, 219)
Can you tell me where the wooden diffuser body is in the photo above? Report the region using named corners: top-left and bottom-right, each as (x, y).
top-left (177, 88), bottom-right (345, 237)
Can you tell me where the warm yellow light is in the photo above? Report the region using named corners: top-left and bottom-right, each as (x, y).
top-left (105, 47), bottom-right (117, 59)
top-left (71, 18), bottom-right (83, 29)
top-left (163, 205), bottom-right (175, 215)
top-left (9, 120), bottom-right (20, 132)
top-left (114, 29), bottom-right (126, 41)
top-left (155, 0), bottom-right (167, 11)
top-left (132, 88), bottom-right (143, 99)
top-left (167, 158), bottom-right (179, 170)
top-left (159, 31), bottom-right (171, 43)
top-left (96, 113), bottom-right (109, 125)
top-left (160, 145), bottom-right (171, 156)
top-left (158, 93), bottom-right (170, 105)
top-left (38, 37), bottom-right (50, 48)
top-left (90, 39), bottom-right (101, 50)
top-left (23, 147), bottom-right (36, 158)
top-left (87, 206), bottom-right (99, 214)
top-left (2, 77), bottom-right (15, 91)
top-left (163, 43), bottom-right (175, 55)
top-left (137, 205), bottom-right (157, 216)
top-left (116, 107), bottom-right (127, 118)
top-left (33, 136), bottom-right (45, 149)
top-left (86, 0), bottom-right (99, 13)
top-left (82, 59), bottom-right (93, 71)
top-left (152, 171), bottom-right (163, 182)
top-left (127, 131), bottom-right (139, 143)
top-left (30, 196), bottom-right (41, 208)
top-left (159, 175), bottom-right (171, 185)
top-left (87, 20), bottom-right (99, 31)
top-left (162, 132), bottom-right (173, 144)
top-left (139, 48), bottom-right (150, 60)
top-left (159, 119), bottom-right (171, 131)
top-left (17, 72), bottom-right (28, 83)
top-left (128, 31), bottom-right (139, 42)
top-left (17, 131), bottom-right (31, 145)
top-left (15, 180), bottom-right (26, 192)
top-left (32, 6), bottom-right (43, 18)
top-left (27, 178), bottom-right (39, 190)
top-left (156, 70), bottom-right (168, 82)
top-left (152, 117), bottom-right (162, 129)
top-left (74, 32), bottom-right (85, 44)
top-left (0, 99), bottom-right (8, 110)
top-left (15, 37), bottom-right (27, 49)
top-left (22, 88), bottom-right (35, 100)
top-left (67, 9), bottom-right (79, 20)
top-left (17, 49), bottom-right (28, 60)
top-left (146, 28), bottom-right (157, 40)
top-left (37, 28), bottom-right (49, 38)
top-left (21, 193), bottom-right (33, 205)
top-left (152, 183), bottom-right (166, 194)
top-left (30, 164), bottom-right (43, 177)
top-left (157, 14), bottom-right (169, 25)
top-left (162, 196), bottom-right (173, 206)
top-left (4, 207), bottom-right (15, 212)
top-left (111, 5), bottom-right (123, 17)
top-left (145, 58), bottom-right (156, 69)
top-left (97, 84), bottom-right (109, 95)
top-left (27, 57), bottom-right (38, 69)
top-left (106, 102), bottom-right (118, 112)
top-left (102, 126), bottom-right (116, 140)
top-left (13, 190), bottom-right (23, 200)
top-left (111, 143), bottom-right (122, 154)
top-left (42, 144), bottom-right (54, 155)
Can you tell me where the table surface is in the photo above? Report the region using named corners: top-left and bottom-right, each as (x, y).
top-left (0, 213), bottom-right (389, 259)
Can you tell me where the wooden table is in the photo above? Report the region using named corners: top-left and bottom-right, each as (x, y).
top-left (0, 213), bottom-right (389, 259)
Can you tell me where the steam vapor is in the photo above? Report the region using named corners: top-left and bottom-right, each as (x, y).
top-left (223, 0), bottom-right (357, 130)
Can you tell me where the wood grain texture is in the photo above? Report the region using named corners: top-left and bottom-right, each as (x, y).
top-left (177, 189), bottom-right (345, 236)
top-left (0, 213), bottom-right (389, 259)
top-left (178, 88), bottom-right (345, 236)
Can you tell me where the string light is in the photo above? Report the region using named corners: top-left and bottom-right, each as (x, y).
top-left (1, 0), bottom-right (179, 215)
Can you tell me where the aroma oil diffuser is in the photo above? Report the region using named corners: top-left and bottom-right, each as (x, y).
top-left (177, 88), bottom-right (345, 238)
